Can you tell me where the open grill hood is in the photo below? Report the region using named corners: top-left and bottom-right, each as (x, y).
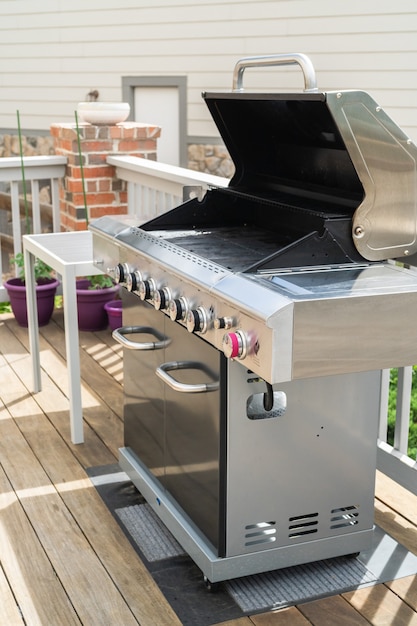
top-left (90, 54), bottom-right (417, 384)
top-left (147, 88), bottom-right (417, 268)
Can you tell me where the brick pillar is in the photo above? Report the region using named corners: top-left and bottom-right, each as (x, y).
top-left (50, 122), bottom-right (161, 231)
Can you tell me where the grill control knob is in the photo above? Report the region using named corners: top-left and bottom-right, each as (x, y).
top-left (186, 307), bottom-right (210, 334)
top-left (214, 316), bottom-right (234, 330)
top-left (114, 263), bottom-right (129, 285)
top-left (138, 278), bottom-right (156, 301)
top-left (222, 330), bottom-right (248, 360)
top-left (168, 297), bottom-right (189, 321)
top-left (153, 287), bottom-right (171, 311)
top-left (126, 270), bottom-right (142, 292)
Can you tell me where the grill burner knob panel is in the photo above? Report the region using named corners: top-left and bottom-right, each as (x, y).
top-left (138, 278), bottom-right (156, 301)
top-left (126, 270), bottom-right (142, 292)
top-left (222, 330), bottom-right (248, 360)
top-left (154, 287), bottom-right (171, 311)
top-left (169, 297), bottom-right (189, 321)
top-left (186, 307), bottom-right (210, 334)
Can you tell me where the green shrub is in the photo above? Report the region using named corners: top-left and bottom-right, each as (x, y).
top-left (388, 367), bottom-right (417, 458)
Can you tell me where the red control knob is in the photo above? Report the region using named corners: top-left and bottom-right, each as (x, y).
top-left (222, 330), bottom-right (247, 359)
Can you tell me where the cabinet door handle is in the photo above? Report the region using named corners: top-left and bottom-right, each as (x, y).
top-left (156, 360), bottom-right (219, 393)
top-left (112, 325), bottom-right (171, 350)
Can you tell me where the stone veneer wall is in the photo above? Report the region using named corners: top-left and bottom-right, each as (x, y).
top-left (0, 133), bottom-right (55, 157)
top-left (51, 122), bottom-right (161, 231)
top-left (188, 143), bottom-right (234, 179)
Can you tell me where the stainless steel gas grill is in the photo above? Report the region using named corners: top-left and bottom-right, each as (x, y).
top-left (90, 54), bottom-right (417, 585)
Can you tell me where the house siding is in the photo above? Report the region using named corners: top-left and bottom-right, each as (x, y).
top-left (0, 0), bottom-right (416, 143)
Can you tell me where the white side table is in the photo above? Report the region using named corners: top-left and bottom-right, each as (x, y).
top-left (23, 231), bottom-right (103, 444)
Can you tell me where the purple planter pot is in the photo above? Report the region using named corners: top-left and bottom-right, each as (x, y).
top-left (76, 279), bottom-right (118, 331)
top-left (4, 277), bottom-right (60, 327)
top-left (104, 299), bottom-right (122, 331)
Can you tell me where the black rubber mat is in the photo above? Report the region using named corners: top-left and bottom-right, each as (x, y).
top-left (88, 464), bottom-right (417, 626)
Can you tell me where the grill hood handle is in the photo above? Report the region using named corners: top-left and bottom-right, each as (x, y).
top-left (232, 53), bottom-right (318, 93)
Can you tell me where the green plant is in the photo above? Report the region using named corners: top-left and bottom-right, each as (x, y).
top-left (10, 252), bottom-right (53, 283)
top-left (0, 301), bottom-right (12, 314)
top-left (83, 274), bottom-right (114, 289)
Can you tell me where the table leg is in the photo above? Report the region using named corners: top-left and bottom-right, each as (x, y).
top-left (24, 248), bottom-right (41, 392)
top-left (62, 269), bottom-right (84, 444)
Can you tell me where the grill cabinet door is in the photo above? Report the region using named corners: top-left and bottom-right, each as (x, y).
top-left (161, 324), bottom-right (222, 550)
top-left (122, 290), bottom-right (224, 552)
top-left (123, 292), bottom-right (166, 479)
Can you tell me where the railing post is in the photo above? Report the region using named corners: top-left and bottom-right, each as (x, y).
top-left (10, 181), bottom-right (22, 261)
top-left (395, 366), bottom-right (413, 454)
top-left (378, 368), bottom-right (390, 442)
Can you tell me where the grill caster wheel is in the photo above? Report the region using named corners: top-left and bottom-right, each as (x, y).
top-left (203, 576), bottom-right (220, 592)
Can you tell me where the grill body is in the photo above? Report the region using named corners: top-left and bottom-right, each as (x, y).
top-left (91, 54), bottom-right (417, 583)
top-left (119, 280), bottom-right (381, 582)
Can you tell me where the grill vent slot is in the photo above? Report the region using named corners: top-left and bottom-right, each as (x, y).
top-left (330, 505), bottom-right (359, 529)
top-left (244, 521), bottom-right (277, 546)
top-left (288, 512), bottom-right (318, 538)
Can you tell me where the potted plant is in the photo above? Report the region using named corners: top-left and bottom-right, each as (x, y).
top-left (104, 297), bottom-right (122, 331)
top-left (4, 252), bottom-right (60, 327)
top-left (75, 274), bottom-right (119, 331)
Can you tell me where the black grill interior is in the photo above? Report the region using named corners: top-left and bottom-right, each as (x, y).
top-left (143, 93), bottom-right (369, 271)
top-left (143, 188), bottom-right (365, 271)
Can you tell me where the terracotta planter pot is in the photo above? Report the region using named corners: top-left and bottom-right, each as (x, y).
top-left (4, 277), bottom-right (60, 327)
top-left (76, 279), bottom-right (118, 331)
top-left (104, 299), bottom-right (122, 331)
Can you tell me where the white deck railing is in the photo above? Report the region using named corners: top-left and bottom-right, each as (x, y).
top-left (0, 153), bottom-right (416, 494)
top-left (0, 155), bottom-right (66, 301)
top-left (107, 155), bottom-right (229, 221)
top-left (378, 367), bottom-right (417, 494)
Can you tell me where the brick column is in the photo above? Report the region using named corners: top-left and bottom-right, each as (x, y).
top-left (50, 122), bottom-right (161, 231)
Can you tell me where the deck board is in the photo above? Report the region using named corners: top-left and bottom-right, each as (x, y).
top-left (0, 407), bottom-right (81, 625)
top-left (0, 561), bottom-right (26, 625)
top-left (1, 310), bottom-right (416, 626)
top-left (0, 365), bottom-right (140, 625)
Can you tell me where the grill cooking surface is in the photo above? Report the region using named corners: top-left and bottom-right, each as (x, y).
top-left (149, 226), bottom-right (292, 271)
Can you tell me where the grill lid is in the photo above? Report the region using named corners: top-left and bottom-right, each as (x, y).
top-left (202, 54), bottom-right (417, 262)
top-left (203, 92), bottom-right (363, 211)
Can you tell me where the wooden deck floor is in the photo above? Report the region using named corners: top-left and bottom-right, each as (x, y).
top-left (1, 308), bottom-right (417, 626)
